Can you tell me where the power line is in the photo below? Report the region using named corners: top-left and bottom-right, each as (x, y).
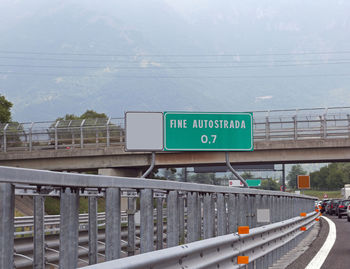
top-left (1, 71), bottom-right (350, 79)
top-left (1, 61), bottom-right (350, 70)
top-left (1, 50), bottom-right (350, 57)
top-left (0, 55), bottom-right (349, 65)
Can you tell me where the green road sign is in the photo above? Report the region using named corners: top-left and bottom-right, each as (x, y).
top-left (246, 179), bottom-right (261, 187)
top-left (164, 112), bottom-right (253, 151)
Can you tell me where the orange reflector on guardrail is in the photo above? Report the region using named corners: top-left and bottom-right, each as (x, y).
top-left (238, 226), bottom-right (250, 235)
top-left (300, 226), bottom-right (306, 231)
top-left (237, 256), bottom-right (249, 264)
top-left (300, 212), bottom-right (306, 217)
top-left (315, 218), bottom-right (320, 221)
top-left (319, 213), bottom-right (322, 216)
top-left (315, 209), bottom-right (319, 213)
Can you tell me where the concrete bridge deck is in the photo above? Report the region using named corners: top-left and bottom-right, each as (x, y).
top-left (0, 138), bottom-right (350, 172)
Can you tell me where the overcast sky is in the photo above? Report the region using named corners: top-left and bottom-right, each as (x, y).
top-left (1, 0), bottom-right (350, 122)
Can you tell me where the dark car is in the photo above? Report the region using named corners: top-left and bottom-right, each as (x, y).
top-left (325, 200), bottom-right (332, 214)
top-left (320, 199), bottom-right (330, 213)
top-left (338, 200), bottom-right (350, 218)
top-left (329, 199), bottom-right (342, 215)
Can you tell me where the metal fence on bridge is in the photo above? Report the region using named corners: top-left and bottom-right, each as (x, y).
top-left (1, 107), bottom-right (350, 152)
top-left (0, 166), bottom-right (317, 268)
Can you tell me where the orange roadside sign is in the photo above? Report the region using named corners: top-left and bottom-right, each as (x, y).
top-left (297, 175), bottom-right (310, 189)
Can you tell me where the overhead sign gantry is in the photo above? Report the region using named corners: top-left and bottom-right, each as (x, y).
top-left (125, 111), bottom-right (254, 186)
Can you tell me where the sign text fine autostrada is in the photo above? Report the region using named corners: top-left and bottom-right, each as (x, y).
top-left (164, 112), bottom-right (253, 151)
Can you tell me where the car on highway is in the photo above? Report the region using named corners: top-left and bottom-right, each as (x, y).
top-left (337, 200), bottom-right (350, 218)
top-left (347, 204), bottom-right (350, 222)
top-left (320, 199), bottom-right (330, 213)
top-left (328, 199), bottom-right (341, 215)
top-left (325, 200), bottom-right (334, 214)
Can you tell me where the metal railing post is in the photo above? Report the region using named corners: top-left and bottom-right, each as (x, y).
top-left (323, 114), bottom-right (327, 139)
top-left (80, 119), bottom-right (86, 149)
top-left (128, 195), bottom-right (136, 255)
top-left (251, 195), bottom-right (257, 228)
top-left (217, 193), bottom-right (227, 236)
top-left (88, 196), bottom-right (98, 264)
top-left (3, 123), bottom-right (8, 152)
top-left (106, 117), bottom-right (111, 147)
top-left (59, 188), bottom-right (80, 269)
top-left (0, 183), bottom-right (14, 269)
top-left (203, 193), bottom-right (215, 239)
top-left (167, 190), bottom-right (179, 247)
top-left (156, 197), bottom-right (163, 250)
top-left (228, 194), bottom-right (237, 233)
top-left (187, 192), bottom-right (199, 243)
top-left (33, 195), bottom-right (45, 269)
top-left (54, 121), bottom-right (59, 150)
top-left (265, 116), bottom-right (270, 140)
top-left (293, 115), bottom-right (297, 140)
top-left (140, 189), bottom-right (154, 253)
top-left (29, 122), bottom-right (34, 151)
top-left (178, 194), bottom-right (185, 244)
top-left (105, 187), bottom-right (121, 260)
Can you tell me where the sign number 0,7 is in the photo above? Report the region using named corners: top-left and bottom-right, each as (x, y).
top-left (201, 135), bottom-right (217, 144)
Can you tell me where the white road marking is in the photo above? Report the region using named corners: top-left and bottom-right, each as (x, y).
top-left (305, 216), bottom-right (336, 269)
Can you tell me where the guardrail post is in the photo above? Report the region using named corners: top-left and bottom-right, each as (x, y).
top-left (228, 194), bottom-right (237, 233)
top-left (141, 189), bottom-right (154, 253)
top-left (34, 195), bottom-right (45, 269)
top-left (187, 192), bottom-right (200, 243)
top-left (59, 187), bottom-right (80, 269)
top-left (203, 193), bottom-right (215, 239)
top-left (0, 183), bottom-right (14, 269)
top-left (128, 195), bottom-right (136, 255)
top-left (217, 193), bottom-right (227, 236)
top-left (105, 187), bottom-right (121, 260)
top-left (156, 197), bottom-right (163, 250)
top-left (167, 190), bottom-right (179, 247)
top-left (88, 196), bottom-right (98, 264)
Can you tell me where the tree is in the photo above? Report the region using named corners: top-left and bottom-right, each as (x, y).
top-left (48, 110), bottom-right (114, 147)
top-left (287, 164), bottom-right (307, 189)
top-left (0, 95), bottom-right (13, 123)
top-left (241, 171), bottom-right (254, 179)
top-left (260, 178), bottom-right (280, 190)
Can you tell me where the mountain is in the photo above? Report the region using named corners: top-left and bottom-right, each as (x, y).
top-left (1, 0), bottom-right (350, 121)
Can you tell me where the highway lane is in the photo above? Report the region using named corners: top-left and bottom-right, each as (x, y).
top-left (321, 214), bottom-right (350, 269)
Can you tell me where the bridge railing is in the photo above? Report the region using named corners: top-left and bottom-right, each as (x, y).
top-left (1, 107), bottom-right (350, 152)
top-left (0, 166), bottom-right (316, 268)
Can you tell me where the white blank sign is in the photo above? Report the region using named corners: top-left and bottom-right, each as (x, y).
top-left (125, 112), bottom-right (163, 151)
top-left (257, 209), bottom-right (271, 223)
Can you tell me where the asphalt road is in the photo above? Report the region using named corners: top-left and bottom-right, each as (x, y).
top-left (321, 214), bottom-right (350, 269)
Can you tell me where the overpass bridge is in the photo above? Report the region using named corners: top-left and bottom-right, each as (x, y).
top-left (1, 107), bottom-right (350, 174)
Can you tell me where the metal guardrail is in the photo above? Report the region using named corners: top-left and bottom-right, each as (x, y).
top-left (0, 166), bottom-right (316, 268)
top-left (1, 106), bottom-right (350, 152)
top-left (84, 212), bottom-right (318, 269)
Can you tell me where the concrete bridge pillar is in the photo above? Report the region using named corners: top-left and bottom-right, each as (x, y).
top-left (98, 168), bottom-right (143, 211)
